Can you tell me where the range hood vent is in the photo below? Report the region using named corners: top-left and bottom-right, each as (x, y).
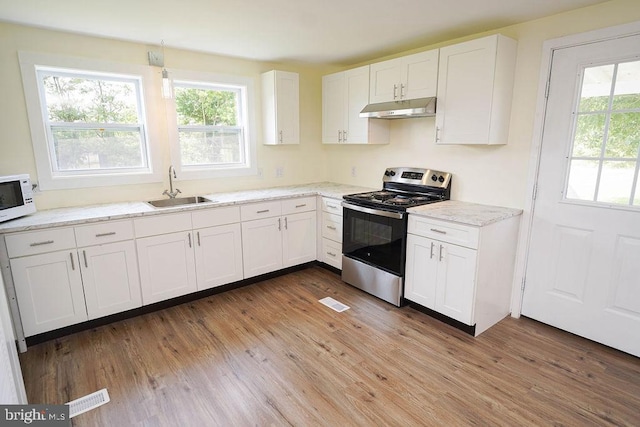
top-left (359, 97), bottom-right (436, 119)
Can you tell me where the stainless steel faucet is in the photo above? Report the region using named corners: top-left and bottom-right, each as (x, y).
top-left (162, 165), bottom-right (181, 199)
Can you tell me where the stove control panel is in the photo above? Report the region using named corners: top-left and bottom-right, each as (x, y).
top-left (383, 167), bottom-right (451, 189)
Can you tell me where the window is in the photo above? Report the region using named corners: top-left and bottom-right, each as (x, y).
top-left (38, 68), bottom-right (149, 174)
top-left (19, 52), bottom-right (162, 190)
top-left (566, 60), bottom-right (640, 207)
top-left (167, 71), bottom-right (256, 179)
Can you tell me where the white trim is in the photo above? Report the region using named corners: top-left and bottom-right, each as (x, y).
top-left (165, 69), bottom-right (258, 180)
top-left (511, 20), bottom-right (640, 318)
top-left (18, 51), bottom-right (164, 190)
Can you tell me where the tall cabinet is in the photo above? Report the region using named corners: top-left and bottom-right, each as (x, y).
top-left (262, 70), bottom-right (300, 145)
top-left (322, 66), bottom-right (389, 144)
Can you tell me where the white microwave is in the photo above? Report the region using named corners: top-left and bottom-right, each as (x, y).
top-left (0, 174), bottom-right (36, 223)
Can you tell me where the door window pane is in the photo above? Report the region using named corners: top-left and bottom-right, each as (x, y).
top-left (565, 61), bottom-right (640, 208)
top-left (597, 161), bottom-right (635, 204)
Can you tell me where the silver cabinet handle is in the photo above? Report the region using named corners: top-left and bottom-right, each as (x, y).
top-left (326, 225), bottom-right (337, 230)
top-left (343, 130), bottom-right (347, 142)
top-left (400, 83), bottom-right (406, 99)
top-left (95, 232), bottom-right (116, 238)
top-left (188, 233), bottom-right (192, 248)
top-left (83, 250), bottom-right (88, 268)
top-left (70, 252), bottom-right (75, 271)
top-left (326, 252), bottom-right (337, 257)
top-left (197, 231), bottom-right (201, 247)
top-left (393, 84), bottom-right (398, 99)
top-left (435, 126), bottom-right (441, 142)
top-left (327, 204), bottom-right (338, 210)
top-left (284, 217), bottom-right (288, 230)
top-left (430, 228), bottom-right (447, 234)
top-left (439, 245), bottom-right (444, 262)
top-left (430, 242), bottom-right (435, 259)
top-left (278, 218), bottom-right (282, 231)
top-left (30, 240), bottom-right (54, 247)
top-left (338, 130), bottom-right (342, 143)
top-left (279, 130), bottom-right (283, 143)
top-left (257, 209), bottom-right (270, 214)
top-left (295, 204), bottom-right (307, 208)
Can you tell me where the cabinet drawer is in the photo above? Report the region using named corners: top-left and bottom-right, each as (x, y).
top-left (240, 201), bottom-right (282, 221)
top-left (322, 238), bottom-right (342, 269)
top-left (192, 206), bottom-right (241, 229)
top-left (321, 197), bottom-right (342, 215)
top-left (408, 216), bottom-right (479, 249)
top-left (322, 212), bottom-right (342, 242)
top-left (75, 220), bottom-right (134, 247)
top-left (134, 213), bottom-right (192, 238)
top-left (282, 196), bottom-right (316, 215)
top-left (6, 228), bottom-right (76, 258)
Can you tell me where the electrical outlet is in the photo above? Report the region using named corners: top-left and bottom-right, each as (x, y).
top-left (276, 166), bottom-right (284, 178)
top-left (351, 166), bottom-right (357, 177)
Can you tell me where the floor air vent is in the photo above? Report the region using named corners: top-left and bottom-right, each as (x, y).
top-left (67, 388), bottom-right (110, 418)
top-left (319, 297), bottom-right (350, 312)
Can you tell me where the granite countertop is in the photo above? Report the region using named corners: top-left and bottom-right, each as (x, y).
top-left (407, 200), bottom-right (523, 227)
top-left (0, 182), bottom-right (374, 234)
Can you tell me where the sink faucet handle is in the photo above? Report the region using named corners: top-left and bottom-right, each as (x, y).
top-left (176, 188), bottom-right (181, 195)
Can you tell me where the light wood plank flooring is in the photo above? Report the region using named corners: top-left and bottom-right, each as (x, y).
top-left (20, 266), bottom-right (640, 426)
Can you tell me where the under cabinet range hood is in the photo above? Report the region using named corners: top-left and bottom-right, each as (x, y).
top-left (359, 97), bottom-right (436, 119)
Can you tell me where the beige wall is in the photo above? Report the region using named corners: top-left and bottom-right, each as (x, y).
top-left (0, 23), bottom-right (336, 209)
top-left (1, 0), bottom-right (639, 211)
top-left (324, 0), bottom-right (640, 208)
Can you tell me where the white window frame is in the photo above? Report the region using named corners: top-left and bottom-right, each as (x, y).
top-left (19, 52), bottom-right (163, 190)
top-left (166, 69), bottom-right (257, 180)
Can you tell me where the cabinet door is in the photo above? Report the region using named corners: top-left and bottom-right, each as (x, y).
top-left (282, 211), bottom-right (317, 268)
top-left (435, 242), bottom-right (477, 325)
top-left (435, 35), bottom-right (516, 145)
top-left (136, 232), bottom-right (197, 305)
top-left (404, 234), bottom-right (439, 309)
top-left (241, 217), bottom-right (283, 278)
top-left (10, 251), bottom-right (86, 336)
top-left (402, 50), bottom-right (439, 100)
top-left (194, 223), bottom-right (243, 290)
top-left (276, 71), bottom-right (300, 144)
top-left (322, 72), bottom-right (345, 144)
top-left (80, 241), bottom-right (142, 320)
top-left (369, 57), bottom-right (403, 103)
top-left (343, 65), bottom-right (371, 143)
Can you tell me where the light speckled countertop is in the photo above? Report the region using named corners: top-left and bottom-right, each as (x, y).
top-left (0, 182), bottom-right (373, 234)
top-left (408, 200), bottom-right (522, 227)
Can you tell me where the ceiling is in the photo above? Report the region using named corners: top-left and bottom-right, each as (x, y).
top-left (0, 0), bottom-right (612, 65)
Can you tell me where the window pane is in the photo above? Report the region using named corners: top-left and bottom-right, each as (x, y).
top-left (579, 65), bottom-right (614, 112)
top-left (175, 87), bottom-right (239, 126)
top-left (612, 61), bottom-right (640, 110)
top-left (573, 114), bottom-right (605, 157)
top-left (635, 173), bottom-right (640, 206)
top-left (52, 128), bottom-right (144, 171)
top-left (42, 75), bottom-right (139, 124)
top-left (179, 129), bottom-right (243, 166)
top-left (566, 160), bottom-right (599, 201)
top-left (606, 112), bottom-right (640, 158)
top-left (597, 161), bottom-right (635, 204)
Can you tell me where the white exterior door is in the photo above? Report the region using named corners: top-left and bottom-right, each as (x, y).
top-left (522, 34), bottom-right (640, 357)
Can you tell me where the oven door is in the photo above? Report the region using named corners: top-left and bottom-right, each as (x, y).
top-left (342, 202), bottom-right (407, 276)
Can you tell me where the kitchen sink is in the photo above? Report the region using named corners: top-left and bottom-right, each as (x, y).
top-left (146, 196), bottom-right (215, 208)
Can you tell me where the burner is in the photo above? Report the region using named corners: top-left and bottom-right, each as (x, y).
top-left (372, 191), bottom-right (395, 200)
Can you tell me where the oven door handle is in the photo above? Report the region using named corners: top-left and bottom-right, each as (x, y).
top-left (341, 202), bottom-right (405, 220)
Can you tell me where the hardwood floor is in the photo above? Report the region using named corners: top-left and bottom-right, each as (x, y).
top-left (19, 266), bottom-right (640, 426)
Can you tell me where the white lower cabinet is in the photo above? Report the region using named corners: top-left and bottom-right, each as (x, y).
top-left (241, 197), bottom-right (316, 279)
top-left (10, 250), bottom-right (87, 336)
top-left (404, 214), bottom-right (518, 336)
top-left (194, 223), bottom-right (243, 291)
top-left (319, 197), bottom-right (343, 269)
top-left (136, 231), bottom-right (198, 305)
top-left (79, 241), bottom-right (141, 320)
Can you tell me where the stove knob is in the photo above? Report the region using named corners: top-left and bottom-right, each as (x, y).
top-left (438, 176), bottom-right (445, 183)
top-left (390, 171), bottom-right (396, 176)
top-left (384, 170), bottom-right (390, 176)
top-left (431, 174), bottom-right (438, 181)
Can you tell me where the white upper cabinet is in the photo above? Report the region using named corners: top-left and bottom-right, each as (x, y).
top-left (435, 34), bottom-right (517, 145)
top-left (369, 49), bottom-right (439, 103)
top-left (322, 65), bottom-right (389, 144)
top-left (262, 70), bottom-right (300, 145)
